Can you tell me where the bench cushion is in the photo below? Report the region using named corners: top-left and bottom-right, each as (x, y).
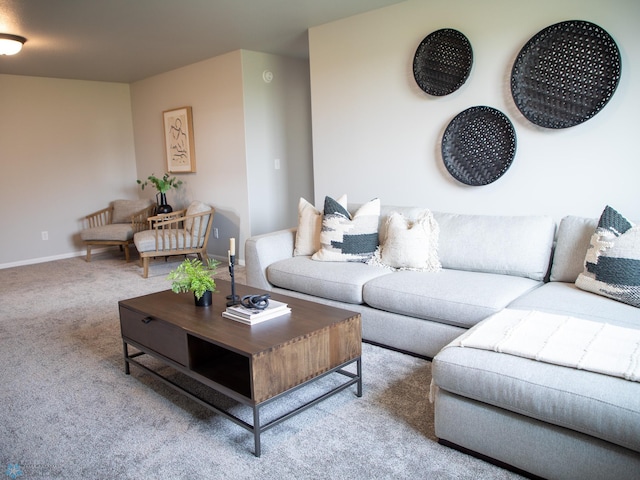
top-left (267, 256), bottom-right (390, 304)
top-left (363, 269), bottom-right (541, 328)
top-left (508, 282), bottom-right (640, 329)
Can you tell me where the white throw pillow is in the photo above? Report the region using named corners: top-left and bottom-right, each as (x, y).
top-left (312, 196), bottom-right (380, 263)
top-left (293, 194), bottom-right (347, 256)
top-left (368, 210), bottom-right (441, 271)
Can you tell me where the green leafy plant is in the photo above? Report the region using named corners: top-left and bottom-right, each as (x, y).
top-left (167, 258), bottom-right (221, 300)
top-left (137, 172), bottom-right (182, 193)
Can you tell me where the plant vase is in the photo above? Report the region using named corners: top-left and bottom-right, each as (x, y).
top-left (156, 192), bottom-right (173, 214)
top-left (194, 290), bottom-right (212, 307)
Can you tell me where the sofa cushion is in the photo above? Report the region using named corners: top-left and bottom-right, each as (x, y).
top-left (550, 215), bottom-right (598, 282)
top-left (293, 195), bottom-right (347, 256)
top-left (508, 282), bottom-right (640, 329)
top-left (267, 256), bottom-right (390, 304)
top-left (312, 197), bottom-right (380, 263)
top-left (433, 212), bottom-right (555, 281)
top-left (80, 224), bottom-right (133, 242)
top-left (111, 199), bottom-right (152, 224)
top-left (576, 206), bottom-right (640, 308)
top-left (368, 210), bottom-right (441, 271)
top-left (363, 269), bottom-right (541, 328)
top-left (432, 345), bottom-right (640, 453)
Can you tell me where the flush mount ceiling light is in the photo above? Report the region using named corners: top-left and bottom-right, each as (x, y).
top-left (0, 34), bottom-right (27, 55)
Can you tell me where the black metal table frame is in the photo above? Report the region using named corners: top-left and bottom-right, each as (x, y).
top-left (122, 339), bottom-right (363, 457)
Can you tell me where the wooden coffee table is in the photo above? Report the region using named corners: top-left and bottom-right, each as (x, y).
top-left (118, 280), bottom-right (362, 456)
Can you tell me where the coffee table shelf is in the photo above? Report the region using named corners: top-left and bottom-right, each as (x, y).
top-left (119, 281), bottom-right (362, 456)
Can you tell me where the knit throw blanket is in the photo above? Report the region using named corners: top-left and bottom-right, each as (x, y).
top-left (450, 309), bottom-right (640, 382)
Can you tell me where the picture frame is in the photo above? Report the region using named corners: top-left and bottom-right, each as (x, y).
top-left (163, 106), bottom-right (196, 173)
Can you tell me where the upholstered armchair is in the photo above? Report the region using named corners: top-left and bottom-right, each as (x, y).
top-left (80, 199), bottom-right (155, 262)
top-left (134, 201), bottom-right (215, 278)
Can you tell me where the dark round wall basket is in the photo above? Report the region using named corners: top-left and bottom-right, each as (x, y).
top-left (441, 106), bottom-right (517, 186)
top-left (413, 28), bottom-right (473, 96)
top-left (511, 20), bottom-right (621, 129)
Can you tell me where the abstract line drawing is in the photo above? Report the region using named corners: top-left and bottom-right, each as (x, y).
top-left (163, 106), bottom-right (196, 173)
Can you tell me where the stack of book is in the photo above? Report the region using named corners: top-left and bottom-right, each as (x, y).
top-left (222, 299), bottom-right (291, 325)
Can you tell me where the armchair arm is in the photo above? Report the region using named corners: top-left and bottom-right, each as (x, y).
top-left (146, 209), bottom-right (187, 228)
top-left (84, 207), bottom-right (112, 228)
top-left (131, 205), bottom-right (157, 234)
top-left (143, 208), bottom-right (213, 252)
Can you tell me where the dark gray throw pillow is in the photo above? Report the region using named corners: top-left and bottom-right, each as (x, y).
top-left (576, 205), bottom-right (640, 308)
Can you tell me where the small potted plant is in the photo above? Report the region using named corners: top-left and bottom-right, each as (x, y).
top-left (167, 258), bottom-right (221, 307)
top-left (137, 172), bottom-right (182, 214)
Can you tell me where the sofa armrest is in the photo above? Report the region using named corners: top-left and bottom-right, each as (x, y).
top-left (245, 228), bottom-right (296, 290)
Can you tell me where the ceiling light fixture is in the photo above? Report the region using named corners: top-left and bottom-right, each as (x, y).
top-left (0, 34), bottom-right (27, 55)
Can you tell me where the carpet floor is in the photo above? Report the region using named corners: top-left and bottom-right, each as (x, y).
top-left (0, 250), bottom-right (523, 479)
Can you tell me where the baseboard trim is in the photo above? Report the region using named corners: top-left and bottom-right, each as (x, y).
top-left (438, 438), bottom-right (545, 480)
top-left (1, 249), bottom-right (243, 270)
top-left (0, 249), bottom-right (93, 269)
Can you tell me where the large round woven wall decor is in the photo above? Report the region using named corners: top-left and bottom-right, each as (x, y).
top-left (413, 28), bottom-right (473, 96)
top-left (442, 106), bottom-right (517, 186)
top-left (511, 20), bottom-right (621, 129)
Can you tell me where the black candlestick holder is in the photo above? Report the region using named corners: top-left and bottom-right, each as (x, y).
top-left (226, 254), bottom-right (240, 306)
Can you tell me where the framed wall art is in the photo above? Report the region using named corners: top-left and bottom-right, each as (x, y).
top-left (163, 106), bottom-right (196, 173)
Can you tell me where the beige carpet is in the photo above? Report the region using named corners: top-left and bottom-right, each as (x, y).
top-left (0, 249), bottom-right (523, 479)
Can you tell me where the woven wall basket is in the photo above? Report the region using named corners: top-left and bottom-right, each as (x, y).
top-left (413, 28), bottom-right (473, 96)
top-left (511, 20), bottom-right (621, 129)
top-left (442, 106), bottom-right (517, 186)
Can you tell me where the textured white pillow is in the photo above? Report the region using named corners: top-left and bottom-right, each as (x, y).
top-left (293, 195), bottom-right (347, 256)
top-left (368, 210), bottom-right (441, 271)
top-left (312, 196), bottom-right (380, 262)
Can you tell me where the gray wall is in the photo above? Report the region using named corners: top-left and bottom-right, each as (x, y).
top-left (0, 75), bottom-right (137, 266)
top-left (242, 51), bottom-right (313, 236)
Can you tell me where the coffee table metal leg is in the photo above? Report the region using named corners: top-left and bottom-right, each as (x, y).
top-left (357, 357), bottom-right (363, 397)
top-left (123, 341), bottom-right (130, 375)
top-left (253, 406), bottom-right (261, 457)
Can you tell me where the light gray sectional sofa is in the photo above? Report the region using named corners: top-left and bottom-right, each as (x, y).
top-left (244, 206), bottom-right (640, 480)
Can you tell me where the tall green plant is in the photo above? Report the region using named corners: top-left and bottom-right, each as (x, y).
top-left (137, 173), bottom-right (182, 194)
top-left (167, 258), bottom-right (220, 300)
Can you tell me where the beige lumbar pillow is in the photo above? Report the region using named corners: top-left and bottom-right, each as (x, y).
top-left (368, 210), bottom-right (441, 271)
top-left (293, 194), bottom-right (347, 256)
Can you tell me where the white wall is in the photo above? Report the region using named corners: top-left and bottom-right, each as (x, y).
top-left (242, 51), bottom-right (313, 236)
top-left (0, 74), bottom-right (137, 267)
top-left (130, 51), bottom-right (250, 262)
top-left (309, 0), bottom-right (640, 222)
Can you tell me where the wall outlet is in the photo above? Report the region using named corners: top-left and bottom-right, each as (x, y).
top-left (274, 158), bottom-right (281, 170)
top-left (41, 231), bottom-right (49, 241)
top-left (213, 228), bottom-right (219, 239)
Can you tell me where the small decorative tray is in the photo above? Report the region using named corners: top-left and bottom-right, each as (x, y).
top-left (442, 106), bottom-right (517, 186)
top-left (413, 28), bottom-right (473, 96)
top-left (511, 20), bottom-right (621, 129)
